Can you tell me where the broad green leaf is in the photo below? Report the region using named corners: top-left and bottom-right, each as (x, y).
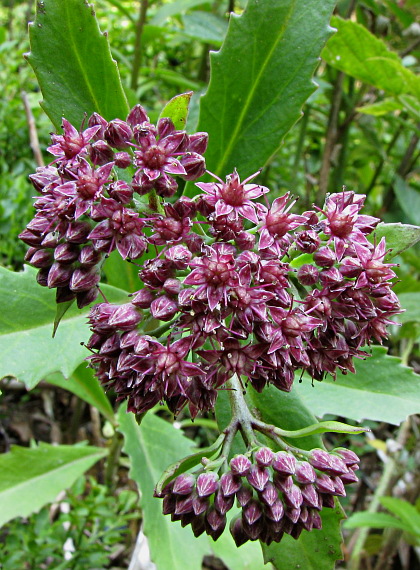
top-left (0, 442), bottom-right (106, 527)
top-left (117, 405), bottom-right (266, 569)
top-left (0, 265), bottom-right (128, 389)
top-left (27, 0), bottom-right (129, 130)
top-left (46, 365), bottom-right (115, 424)
top-left (182, 12), bottom-right (228, 47)
top-left (393, 175), bottom-right (420, 226)
top-left (262, 506), bottom-right (346, 570)
top-left (323, 17), bottom-right (420, 99)
top-left (380, 497), bottom-right (420, 536)
top-left (370, 222), bottom-right (420, 261)
top-left (343, 511), bottom-right (412, 533)
top-left (195, 0), bottom-right (336, 179)
top-left (158, 91), bottom-right (193, 131)
top-left (117, 405), bottom-right (211, 570)
top-left (397, 293), bottom-right (420, 324)
top-left (294, 346), bottom-right (420, 425)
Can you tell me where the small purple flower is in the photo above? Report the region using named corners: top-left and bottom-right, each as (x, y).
top-left (196, 169), bottom-right (268, 224)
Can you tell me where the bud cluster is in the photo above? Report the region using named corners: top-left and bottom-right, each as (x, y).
top-left (156, 445), bottom-right (360, 545)
top-left (19, 106), bottom-right (207, 307)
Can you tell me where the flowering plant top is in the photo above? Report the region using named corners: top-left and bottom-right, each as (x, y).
top-left (20, 102), bottom-right (401, 547)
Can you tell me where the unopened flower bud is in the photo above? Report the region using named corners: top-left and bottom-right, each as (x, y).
top-left (173, 474), bottom-right (195, 495)
top-left (108, 303), bottom-right (142, 330)
top-left (70, 267), bottom-right (100, 292)
top-left (254, 447), bottom-right (274, 467)
top-left (105, 119), bottom-right (133, 149)
top-left (272, 451), bottom-right (296, 475)
top-left (47, 262), bottom-right (73, 288)
top-left (230, 454), bottom-right (251, 476)
top-left (314, 246), bottom-right (336, 268)
top-left (114, 152), bottom-right (132, 169)
top-left (297, 264), bottom-right (319, 286)
top-left (196, 472), bottom-right (219, 497)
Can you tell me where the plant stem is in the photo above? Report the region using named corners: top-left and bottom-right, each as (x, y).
top-left (225, 374), bottom-right (259, 448)
top-left (104, 430), bottom-right (124, 491)
top-left (130, 0), bottom-right (149, 92)
top-left (318, 70), bottom-right (345, 199)
top-left (21, 90), bottom-right (44, 167)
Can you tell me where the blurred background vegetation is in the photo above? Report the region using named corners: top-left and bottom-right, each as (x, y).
top-left (0, 0), bottom-right (419, 568)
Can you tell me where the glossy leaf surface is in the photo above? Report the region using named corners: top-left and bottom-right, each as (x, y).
top-left (196, 0), bottom-right (336, 179)
top-left (295, 346), bottom-right (420, 425)
top-left (27, 0), bottom-right (129, 130)
top-left (0, 265), bottom-right (128, 388)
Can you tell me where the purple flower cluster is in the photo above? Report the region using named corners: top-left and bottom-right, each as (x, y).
top-left (156, 446), bottom-right (359, 545)
top-left (20, 109), bottom-right (401, 414)
top-left (19, 106), bottom-right (207, 307)
top-left (84, 173), bottom-right (401, 414)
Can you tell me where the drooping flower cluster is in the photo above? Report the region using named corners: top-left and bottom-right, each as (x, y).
top-left (156, 446), bottom-right (359, 545)
top-left (19, 106), bottom-right (207, 307)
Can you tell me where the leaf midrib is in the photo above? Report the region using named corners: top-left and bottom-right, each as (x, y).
top-left (214, 1), bottom-right (296, 176)
top-left (0, 449), bottom-right (106, 494)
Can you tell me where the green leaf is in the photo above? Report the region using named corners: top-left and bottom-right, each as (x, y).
top-left (294, 346), bottom-right (420, 425)
top-left (379, 497), bottom-right (420, 536)
top-left (247, 384), bottom-right (323, 450)
top-left (343, 511), bottom-right (413, 533)
top-left (46, 365), bottom-right (115, 424)
top-left (278, 420), bottom-right (369, 439)
top-left (323, 17), bottom-right (420, 99)
top-left (393, 175), bottom-right (420, 226)
top-left (0, 265), bottom-right (128, 389)
top-left (262, 506), bottom-right (346, 570)
top-left (149, 0), bottom-right (210, 27)
top-left (102, 250), bottom-right (140, 293)
top-left (370, 222), bottom-right (420, 261)
top-left (182, 12), bottom-right (228, 47)
top-left (0, 442), bottom-right (106, 527)
top-left (53, 299), bottom-right (75, 337)
top-left (117, 405), bottom-right (211, 569)
top-left (195, 0), bottom-right (336, 179)
top-left (158, 91), bottom-right (193, 131)
top-left (27, 0), bottom-right (129, 130)
top-left (357, 98), bottom-right (403, 117)
top-left (397, 293), bottom-right (420, 324)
